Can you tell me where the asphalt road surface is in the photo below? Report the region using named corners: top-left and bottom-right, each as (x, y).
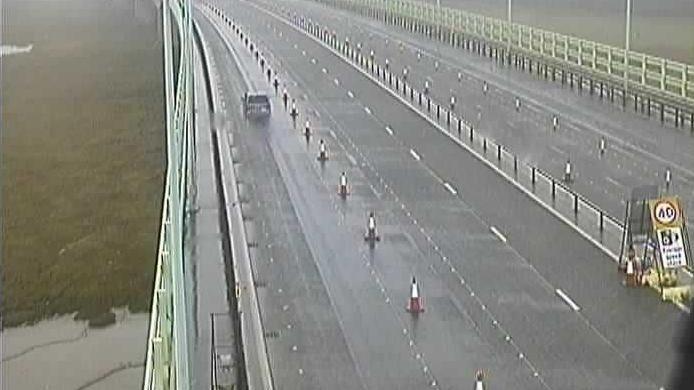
top-left (196, 2), bottom-right (689, 389)
top-left (259, 0), bottom-right (694, 228)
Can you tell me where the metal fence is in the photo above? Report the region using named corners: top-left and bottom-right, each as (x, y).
top-left (296, 15), bottom-right (629, 261)
top-left (143, 0), bottom-right (195, 389)
top-left (314, 0), bottom-right (694, 113)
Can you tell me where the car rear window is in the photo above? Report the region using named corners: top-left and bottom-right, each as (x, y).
top-left (248, 95), bottom-right (269, 104)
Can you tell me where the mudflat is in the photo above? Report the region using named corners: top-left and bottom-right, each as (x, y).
top-left (2, 0), bottom-right (164, 327)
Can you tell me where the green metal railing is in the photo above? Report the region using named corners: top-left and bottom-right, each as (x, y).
top-left (143, 0), bottom-right (195, 389)
top-left (316, 0), bottom-right (694, 109)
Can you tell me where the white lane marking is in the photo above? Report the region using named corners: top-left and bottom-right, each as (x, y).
top-left (311, 58), bottom-right (317, 64)
top-left (347, 90), bottom-right (354, 98)
top-left (409, 148), bottom-right (421, 161)
top-left (364, 106), bottom-right (371, 115)
top-left (443, 182), bottom-right (457, 195)
top-left (385, 125), bottom-right (393, 135)
top-left (555, 288), bottom-right (581, 311)
top-left (549, 145), bottom-right (565, 156)
top-left (322, 67), bottom-right (327, 73)
top-left (490, 226), bottom-right (507, 243)
top-left (605, 176), bottom-right (624, 189)
top-left (334, 78), bottom-right (339, 85)
top-left (368, 183), bottom-right (382, 198)
top-left (302, 50), bottom-right (306, 55)
top-left (346, 153), bottom-right (357, 166)
top-left (329, 129), bottom-right (336, 139)
top-left (293, 43), bottom-right (297, 49)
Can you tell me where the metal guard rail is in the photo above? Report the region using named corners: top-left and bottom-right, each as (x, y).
top-left (143, 0), bottom-right (194, 389)
top-left (316, 0), bottom-right (694, 109)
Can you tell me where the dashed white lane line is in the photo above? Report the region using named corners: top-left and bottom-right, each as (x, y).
top-left (346, 153), bottom-right (357, 166)
top-left (347, 90), bottom-right (354, 98)
top-left (334, 78), bottom-right (339, 85)
top-left (409, 148), bottom-right (421, 161)
top-left (364, 106), bottom-right (372, 115)
top-left (302, 50), bottom-right (306, 55)
top-left (490, 226), bottom-right (507, 243)
top-left (385, 125), bottom-right (393, 135)
top-left (443, 182), bottom-right (457, 195)
top-left (311, 58), bottom-right (317, 64)
top-left (555, 288), bottom-right (581, 311)
top-left (322, 67), bottom-right (327, 73)
top-left (549, 145), bottom-right (565, 156)
top-left (605, 176), bottom-right (624, 189)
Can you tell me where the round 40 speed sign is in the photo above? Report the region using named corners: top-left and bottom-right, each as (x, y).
top-left (653, 199), bottom-right (679, 226)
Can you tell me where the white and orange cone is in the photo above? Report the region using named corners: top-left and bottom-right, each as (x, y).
top-left (474, 370), bottom-right (485, 390)
top-left (406, 277), bottom-right (424, 313)
top-left (338, 172), bottom-right (349, 197)
top-left (625, 258), bottom-right (637, 287)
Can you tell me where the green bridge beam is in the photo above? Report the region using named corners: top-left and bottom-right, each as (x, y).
top-left (143, 0), bottom-right (194, 389)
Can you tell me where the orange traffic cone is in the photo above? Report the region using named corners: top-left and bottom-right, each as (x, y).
top-left (406, 277), bottom-right (424, 313)
top-left (474, 370), bottom-right (485, 390)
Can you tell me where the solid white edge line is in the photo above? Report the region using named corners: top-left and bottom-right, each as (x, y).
top-left (443, 182), bottom-right (457, 195)
top-left (555, 288), bottom-right (581, 311)
top-left (490, 226), bottom-right (507, 243)
top-left (409, 149), bottom-right (420, 161)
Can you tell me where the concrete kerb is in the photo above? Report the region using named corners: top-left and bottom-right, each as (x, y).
top-left (247, 1), bottom-right (693, 313)
top-left (195, 8), bottom-right (276, 389)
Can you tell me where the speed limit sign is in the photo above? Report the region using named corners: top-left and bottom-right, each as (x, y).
top-left (654, 200), bottom-right (678, 225)
top-left (650, 197), bottom-right (682, 229)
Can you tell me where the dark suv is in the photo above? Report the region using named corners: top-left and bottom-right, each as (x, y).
top-left (243, 91), bottom-right (271, 119)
